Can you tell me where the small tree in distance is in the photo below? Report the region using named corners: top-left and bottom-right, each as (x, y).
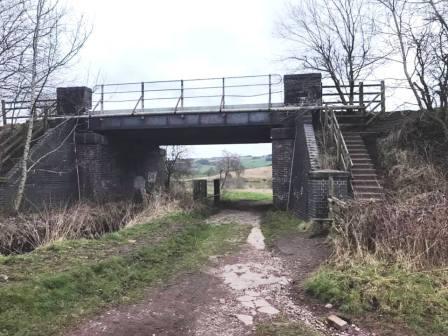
top-left (163, 145), bottom-right (190, 190)
top-left (216, 151), bottom-right (244, 189)
top-left (205, 167), bottom-right (217, 177)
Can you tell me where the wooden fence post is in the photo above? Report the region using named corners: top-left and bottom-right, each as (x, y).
top-left (380, 80), bottom-right (386, 114)
top-left (1, 100), bottom-right (6, 126)
top-left (359, 82), bottom-right (365, 116)
top-left (193, 180), bottom-right (207, 201)
top-left (213, 179), bottom-right (220, 204)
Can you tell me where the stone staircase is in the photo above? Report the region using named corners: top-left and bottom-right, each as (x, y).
top-left (342, 132), bottom-right (384, 200)
top-left (328, 109), bottom-right (384, 201)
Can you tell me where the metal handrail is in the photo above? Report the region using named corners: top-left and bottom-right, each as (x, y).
top-left (91, 74), bottom-right (283, 114)
top-left (321, 105), bottom-right (353, 172)
top-left (92, 74), bottom-right (282, 89)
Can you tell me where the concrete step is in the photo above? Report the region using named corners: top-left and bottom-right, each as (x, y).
top-left (340, 124), bottom-right (366, 131)
top-left (352, 173), bottom-right (381, 179)
top-left (352, 180), bottom-right (382, 187)
top-left (343, 133), bottom-right (363, 138)
top-left (347, 149), bottom-right (370, 155)
top-left (350, 154), bottom-right (371, 159)
top-left (352, 163), bottom-right (375, 169)
top-left (346, 144), bottom-right (366, 149)
top-left (352, 158), bottom-right (373, 164)
top-left (353, 185), bottom-right (384, 193)
top-left (354, 192), bottom-right (384, 200)
top-left (345, 142), bottom-right (365, 147)
top-left (352, 177), bottom-right (383, 185)
top-left (345, 138), bottom-right (364, 143)
top-left (352, 168), bottom-right (377, 175)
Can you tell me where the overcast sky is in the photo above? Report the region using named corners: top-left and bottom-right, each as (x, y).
top-left (65, 0), bottom-right (292, 158)
top-left (64, 0), bottom-right (410, 158)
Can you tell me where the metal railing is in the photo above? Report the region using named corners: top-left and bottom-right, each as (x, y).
top-left (322, 80), bottom-right (385, 120)
top-left (1, 99), bottom-right (57, 126)
top-left (90, 74), bottom-right (283, 115)
top-left (320, 105), bottom-right (353, 176)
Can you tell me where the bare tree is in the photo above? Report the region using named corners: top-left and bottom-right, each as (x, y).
top-left (377, 0), bottom-right (448, 137)
top-left (163, 145), bottom-right (190, 190)
top-left (216, 151), bottom-right (244, 189)
top-left (278, 0), bottom-right (384, 104)
top-left (13, 0), bottom-right (90, 211)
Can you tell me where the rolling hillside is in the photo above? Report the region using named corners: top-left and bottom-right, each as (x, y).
top-left (191, 154), bottom-right (272, 176)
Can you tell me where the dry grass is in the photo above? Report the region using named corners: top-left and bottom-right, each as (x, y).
top-left (0, 202), bottom-right (137, 254)
top-left (306, 125), bottom-right (448, 334)
top-left (327, 130), bottom-right (448, 267)
top-left (378, 132), bottom-right (448, 198)
top-left (317, 131), bottom-right (338, 170)
top-left (127, 186), bottom-right (201, 227)
top-left (331, 192), bottom-right (448, 267)
top-left (0, 188), bottom-right (198, 255)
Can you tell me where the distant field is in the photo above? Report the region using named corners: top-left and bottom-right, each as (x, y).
top-left (243, 166), bottom-right (272, 179)
top-left (191, 154), bottom-right (272, 176)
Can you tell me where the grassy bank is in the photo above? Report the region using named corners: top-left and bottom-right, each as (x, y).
top-left (256, 320), bottom-right (323, 336)
top-left (222, 190), bottom-right (272, 202)
top-left (0, 211), bottom-right (249, 336)
top-left (305, 259), bottom-right (448, 335)
top-left (261, 211), bottom-right (309, 246)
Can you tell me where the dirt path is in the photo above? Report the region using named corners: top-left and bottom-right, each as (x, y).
top-left (67, 208), bottom-right (372, 336)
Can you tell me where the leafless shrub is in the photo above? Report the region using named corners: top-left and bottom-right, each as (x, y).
top-left (378, 132), bottom-right (448, 198)
top-left (331, 192), bottom-right (448, 267)
top-left (0, 202), bottom-right (136, 254)
top-left (127, 187), bottom-right (199, 228)
top-left (330, 132), bottom-right (448, 267)
top-left (0, 188), bottom-right (199, 254)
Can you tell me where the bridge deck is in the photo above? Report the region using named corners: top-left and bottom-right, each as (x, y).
top-left (84, 103), bottom-right (294, 145)
top-left (88, 103), bottom-right (285, 130)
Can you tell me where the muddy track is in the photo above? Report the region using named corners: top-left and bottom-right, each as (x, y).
top-left (67, 207), bottom-right (373, 336)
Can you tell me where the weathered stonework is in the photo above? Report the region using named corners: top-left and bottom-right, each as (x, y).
top-left (0, 121), bottom-right (166, 210)
top-left (0, 120), bottom-right (78, 209)
top-left (76, 132), bottom-right (165, 202)
top-left (271, 128), bottom-right (295, 209)
top-left (56, 86), bottom-right (92, 115)
top-left (272, 73), bottom-right (349, 220)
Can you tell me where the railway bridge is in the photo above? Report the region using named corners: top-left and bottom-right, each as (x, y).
top-left (0, 73), bottom-right (386, 220)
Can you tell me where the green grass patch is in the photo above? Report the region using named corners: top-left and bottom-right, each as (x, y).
top-left (261, 211), bottom-right (310, 247)
top-left (305, 260), bottom-right (448, 335)
top-left (0, 212), bottom-right (249, 336)
top-left (222, 190), bottom-right (272, 202)
top-left (255, 320), bottom-right (324, 336)
top-left (0, 211), bottom-right (209, 282)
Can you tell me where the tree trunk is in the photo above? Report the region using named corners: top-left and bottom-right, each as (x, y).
top-left (14, 1), bottom-right (41, 212)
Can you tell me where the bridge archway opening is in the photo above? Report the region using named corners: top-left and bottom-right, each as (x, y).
top-left (182, 143), bottom-right (273, 204)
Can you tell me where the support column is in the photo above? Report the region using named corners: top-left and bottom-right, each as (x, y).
top-left (271, 127), bottom-right (295, 210)
top-left (57, 86), bottom-right (92, 116)
top-left (272, 73), bottom-right (323, 216)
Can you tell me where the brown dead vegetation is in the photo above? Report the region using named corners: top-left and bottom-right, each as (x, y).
top-left (331, 123), bottom-right (448, 268)
top-left (0, 188), bottom-right (197, 255)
